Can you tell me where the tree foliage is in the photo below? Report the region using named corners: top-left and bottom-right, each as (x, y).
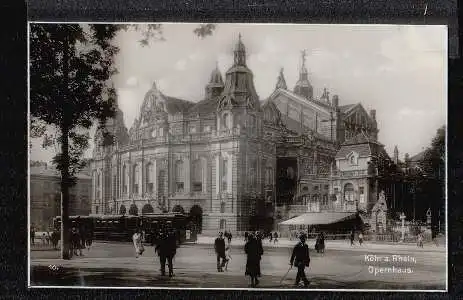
top-left (30, 24), bottom-right (119, 179)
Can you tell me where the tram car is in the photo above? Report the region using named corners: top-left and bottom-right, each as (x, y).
top-left (52, 213), bottom-right (197, 244)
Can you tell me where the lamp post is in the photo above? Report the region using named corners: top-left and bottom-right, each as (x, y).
top-left (400, 212), bottom-right (406, 242)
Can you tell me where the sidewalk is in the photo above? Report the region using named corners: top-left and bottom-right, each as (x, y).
top-left (195, 236), bottom-right (446, 253)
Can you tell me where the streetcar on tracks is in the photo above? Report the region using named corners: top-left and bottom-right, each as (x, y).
top-left (53, 213), bottom-right (197, 244)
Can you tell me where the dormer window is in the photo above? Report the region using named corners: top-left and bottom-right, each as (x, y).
top-left (189, 126), bottom-right (196, 134)
top-left (151, 129), bottom-right (157, 138)
top-left (204, 125), bottom-right (211, 132)
top-left (347, 151), bottom-right (359, 166)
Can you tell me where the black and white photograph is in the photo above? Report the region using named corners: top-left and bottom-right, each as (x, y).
top-left (28, 23), bottom-right (447, 291)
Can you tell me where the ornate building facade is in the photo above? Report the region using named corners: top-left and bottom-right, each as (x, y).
top-left (91, 35), bottom-right (388, 234)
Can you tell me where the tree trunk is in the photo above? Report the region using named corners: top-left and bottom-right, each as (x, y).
top-left (60, 125), bottom-right (71, 259)
top-left (61, 31), bottom-right (71, 260)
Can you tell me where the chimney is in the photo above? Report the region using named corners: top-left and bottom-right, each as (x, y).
top-left (370, 109), bottom-right (376, 121)
top-left (332, 95), bottom-right (339, 107)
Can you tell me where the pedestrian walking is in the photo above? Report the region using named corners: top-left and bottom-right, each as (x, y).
top-left (228, 231), bottom-right (233, 244)
top-left (132, 228), bottom-right (145, 258)
top-left (358, 232), bottom-right (364, 246)
top-left (273, 231), bottom-right (279, 244)
top-left (244, 231), bottom-right (249, 242)
top-left (245, 233), bottom-right (263, 287)
top-left (315, 232), bottom-right (325, 253)
top-left (290, 233), bottom-right (311, 287)
top-left (51, 229), bottom-right (59, 250)
top-left (85, 228), bottom-right (93, 251)
top-left (417, 232), bottom-right (424, 248)
top-left (155, 228), bottom-right (177, 277)
top-left (350, 230), bottom-right (355, 246)
top-left (224, 238), bottom-right (232, 271)
top-left (70, 227), bottom-right (81, 257)
top-left (214, 232), bottom-right (227, 272)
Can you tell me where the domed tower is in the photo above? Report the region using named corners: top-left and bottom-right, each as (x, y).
top-left (217, 34), bottom-right (260, 132)
top-left (205, 62), bottom-right (224, 99)
top-left (293, 50), bottom-right (313, 100)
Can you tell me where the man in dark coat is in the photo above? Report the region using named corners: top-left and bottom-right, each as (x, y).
top-left (155, 229), bottom-right (177, 277)
top-left (290, 233), bottom-right (310, 287)
top-left (245, 233), bottom-right (263, 287)
top-left (214, 232), bottom-right (226, 272)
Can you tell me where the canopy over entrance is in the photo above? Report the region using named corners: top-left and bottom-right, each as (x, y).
top-left (279, 212), bottom-right (358, 226)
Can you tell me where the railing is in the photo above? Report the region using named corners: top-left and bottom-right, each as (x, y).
top-left (332, 170), bottom-right (369, 178)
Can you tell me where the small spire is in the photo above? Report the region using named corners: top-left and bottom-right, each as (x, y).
top-left (275, 68), bottom-right (287, 90)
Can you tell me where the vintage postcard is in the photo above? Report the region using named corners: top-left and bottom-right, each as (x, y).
top-left (28, 23), bottom-right (447, 291)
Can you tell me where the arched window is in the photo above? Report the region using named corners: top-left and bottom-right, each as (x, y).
top-left (159, 127), bottom-right (164, 137)
top-left (219, 219), bottom-right (226, 230)
top-left (250, 115), bottom-right (257, 134)
top-left (122, 165), bottom-right (127, 194)
top-left (220, 202), bottom-right (226, 213)
top-left (234, 114), bottom-right (241, 128)
top-left (265, 167), bottom-right (273, 185)
top-left (133, 164), bottom-right (140, 195)
top-left (96, 172), bottom-right (101, 199)
top-left (192, 160), bottom-right (203, 192)
top-left (248, 159), bottom-right (257, 187)
top-left (112, 174), bottom-right (117, 199)
top-left (158, 169), bottom-right (166, 196)
top-left (222, 113), bottom-right (229, 129)
top-left (344, 183), bottom-right (355, 203)
top-left (222, 158), bottom-right (228, 192)
top-left (175, 160), bottom-right (184, 193)
top-left (146, 163), bottom-right (154, 193)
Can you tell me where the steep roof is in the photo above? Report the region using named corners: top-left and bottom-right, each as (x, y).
top-left (336, 131), bottom-right (382, 158)
top-left (410, 150), bottom-right (426, 162)
top-left (188, 97), bottom-right (220, 115)
top-left (163, 95), bottom-right (195, 114)
top-left (339, 104), bottom-right (356, 114)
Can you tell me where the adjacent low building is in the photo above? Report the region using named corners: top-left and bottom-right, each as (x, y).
top-left (30, 161), bottom-right (92, 230)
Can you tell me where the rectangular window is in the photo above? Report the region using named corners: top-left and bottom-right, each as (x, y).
top-left (222, 159), bottom-right (228, 192)
top-left (176, 182), bottom-right (184, 193)
top-left (133, 184), bottom-right (139, 194)
top-left (147, 182), bottom-right (154, 193)
top-left (192, 182), bottom-right (202, 192)
top-left (204, 125), bottom-right (211, 132)
top-left (189, 126), bottom-right (196, 133)
top-left (359, 187), bottom-right (365, 203)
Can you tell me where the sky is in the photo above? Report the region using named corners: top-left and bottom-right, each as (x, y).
top-left (30, 23), bottom-right (447, 163)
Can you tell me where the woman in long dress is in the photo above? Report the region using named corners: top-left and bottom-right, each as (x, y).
top-left (245, 233), bottom-right (263, 287)
top-left (132, 228), bottom-right (145, 258)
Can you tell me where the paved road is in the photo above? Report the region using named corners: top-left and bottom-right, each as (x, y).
top-left (30, 241), bottom-right (446, 290)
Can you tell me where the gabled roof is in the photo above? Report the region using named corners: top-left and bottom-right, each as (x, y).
top-left (339, 103), bottom-right (357, 114)
top-left (270, 88), bottom-right (332, 115)
top-left (410, 150), bottom-right (426, 162)
top-left (336, 131), bottom-right (382, 159)
top-left (188, 97), bottom-right (220, 115)
top-left (163, 95), bottom-right (195, 114)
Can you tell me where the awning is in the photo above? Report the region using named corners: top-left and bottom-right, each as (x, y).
top-left (279, 212), bottom-right (358, 226)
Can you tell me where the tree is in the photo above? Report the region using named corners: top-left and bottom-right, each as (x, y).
top-left (418, 125), bottom-right (445, 237)
top-left (30, 24), bottom-right (119, 259)
top-left (30, 23), bottom-right (218, 259)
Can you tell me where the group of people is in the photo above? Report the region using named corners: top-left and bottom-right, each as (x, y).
top-left (350, 230), bottom-right (364, 246)
top-left (70, 225), bottom-right (93, 257)
top-left (215, 230), bottom-right (311, 287)
top-left (30, 226), bottom-right (60, 249)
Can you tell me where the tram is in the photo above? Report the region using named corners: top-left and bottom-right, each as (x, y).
top-left (53, 213), bottom-right (196, 244)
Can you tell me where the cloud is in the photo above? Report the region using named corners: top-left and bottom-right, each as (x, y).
top-left (126, 76), bottom-right (138, 87)
top-left (175, 59), bottom-right (187, 71)
top-left (397, 107), bottom-right (436, 119)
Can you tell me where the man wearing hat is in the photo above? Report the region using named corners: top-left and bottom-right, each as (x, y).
top-left (214, 232), bottom-right (226, 272)
top-left (290, 232), bottom-right (311, 287)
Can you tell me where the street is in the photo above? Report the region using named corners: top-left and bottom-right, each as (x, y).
top-left (30, 239), bottom-right (446, 290)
